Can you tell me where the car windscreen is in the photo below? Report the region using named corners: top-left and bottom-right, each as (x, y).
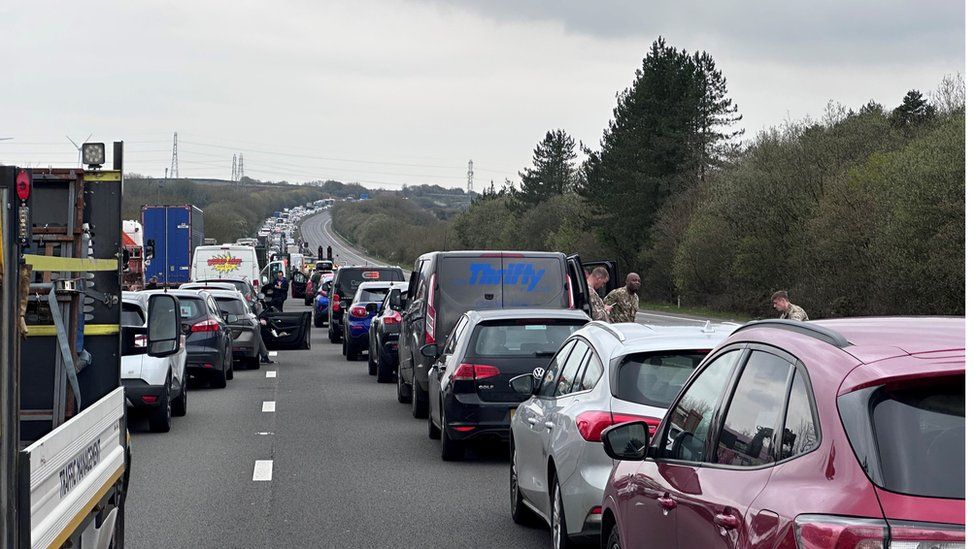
top-left (868, 378), bottom-right (963, 499)
top-left (122, 303), bottom-right (145, 327)
top-left (214, 297), bottom-right (248, 315)
top-left (614, 351), bottom-right (708, 408)
top-left (470, 320), bottom-right (585, 357)
top-left (358, 288), bottom-right (390, 302)
top-left (335, 269), bottom-right (403, 298)
top-left (176, 297), bottom-right (207, 321)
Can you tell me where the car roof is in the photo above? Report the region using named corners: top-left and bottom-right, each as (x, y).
top-left (206, 289), bottom-right (246, 300)
top-left (142, 289), bottom-right (209, 299)
top-left (464, 308), bottom-right (591, 323)
top-left (356, 281), bottom-right (408, 291)
top-left (181, 282), bottom-right (238, 290)
top-left (576, 321), bottom-right (739, 360)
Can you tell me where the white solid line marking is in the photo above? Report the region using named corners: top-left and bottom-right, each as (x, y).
top-left (269, 351), bottom-right (278, 357)
top-left (262, 401), bottom-right (276, 412)
top-left (266, 371), bottom-right (277, 378)
top-left (252, 460), bottom-right (273, 481)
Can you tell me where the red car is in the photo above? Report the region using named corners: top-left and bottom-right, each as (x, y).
top-left (600, 317), bottom-right (964, 549)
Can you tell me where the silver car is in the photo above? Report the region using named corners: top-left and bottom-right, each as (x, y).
top-left (508, 321), bottom-right (736, 548)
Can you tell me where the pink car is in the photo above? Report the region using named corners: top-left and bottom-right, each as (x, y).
top-left (600, 317), bottom-right (964, 549)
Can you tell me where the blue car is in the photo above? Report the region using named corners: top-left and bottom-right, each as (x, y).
top-left (313, 275), bottom-right (333, 328)
top-left (342, 281), bottom-right (407, 361)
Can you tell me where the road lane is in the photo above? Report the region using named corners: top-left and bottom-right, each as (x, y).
top-left (301, 209), bottom-right (387, 267)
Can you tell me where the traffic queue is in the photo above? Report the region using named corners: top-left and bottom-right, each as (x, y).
top-left (312, 249), bottom-right (965, 549)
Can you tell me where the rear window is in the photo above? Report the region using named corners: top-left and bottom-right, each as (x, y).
top-left (358, 287), bottom-right (390, 302)
top-left (122, 303), bottom-right (145, 327)
top-left (335, 269), bottom-right (403, 297)
top-left (500, 257), bottom-right (566, 308)
top-left (215, 297), bottom-right (248, 315)
top-left (854, 379), bottom-right (964, 499)
top-left (614, 351), bottom-right (707, 408)
top-left (177, 297), bottom-right (207, 320)
top-left (471, 320), bottom-right (584, 357)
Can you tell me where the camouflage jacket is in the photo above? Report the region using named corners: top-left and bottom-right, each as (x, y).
top-left (605, 287), bottom-right (639, 323)
top-left (588, 285), bottom-right (610, 322)
top-left (780, 303), bottom-right (809, 321)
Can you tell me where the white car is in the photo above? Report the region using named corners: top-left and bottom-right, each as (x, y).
top-left (121, 291), bottom-right (188, 432)
top-left (509, 321), bottom-right (736, 548)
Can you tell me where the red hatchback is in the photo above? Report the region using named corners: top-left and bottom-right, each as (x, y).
top-left (599, 317), bottom-right (964, 549)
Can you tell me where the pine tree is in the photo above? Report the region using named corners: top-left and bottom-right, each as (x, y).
top-left (892, 90), bottom-right (936, 128)
top-left (513, 129), bottom-right (579, 211)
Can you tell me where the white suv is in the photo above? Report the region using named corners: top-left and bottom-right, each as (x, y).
top-left (121, 291), bottom-right (188, 432)
top-left (508, 321), bottom-right (736, 548)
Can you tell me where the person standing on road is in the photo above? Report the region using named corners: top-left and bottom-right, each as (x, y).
top-left (318, 245), bottom-right (324, 260)
top-left (587, 267), bottom-right (613, 322)
top-left (771, 290), bottom-right (809, 321)
top-left (272, 271), bottom-right (288, 310)
top-left (605, 272), bottom-right (641, 323)
top-left (145, 276), bottom-right (159, 290)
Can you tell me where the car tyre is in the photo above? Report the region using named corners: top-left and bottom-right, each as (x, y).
top-left (148, 380), bottom-right (172, 433)
top-left (411, 379), bottom-right (428, 419)
top-left (225, 348), bottom-right (235, 380)
top-left (427, 404), bottom-right (440, 439)
top-left (314, 315), bottom-right (324, 328)
top-left (344, 337), bottom-right (358, 361)
top-left (440, 410), bottom-right (463, 461)
top-left (303, 328), bottom-right (311, 350)
top-left (172, 374), bottom-right (187, 417)
top-left (248, 354), bottom-right (261, 370)
top-left (328, 324), bottom-right (341, 343)
top-left (510, 442), bottom-right (533, 525)
top-left (606, 524), bottom-right (621, 549)
top-left (367, 347), bottom-right (377, 375)
top-left (551, 479), bottom-right (574, 549)
top-left (212, 361), bottom-right (228, 389)
top-left (396, 370), bottom-right (411, 403)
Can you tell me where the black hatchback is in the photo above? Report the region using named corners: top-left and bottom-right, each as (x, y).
top-left (327, 266), bottom-right (404, 343)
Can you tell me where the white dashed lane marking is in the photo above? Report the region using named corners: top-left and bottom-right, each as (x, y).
top-left (268, 351), bottom-right (278, 357)
top-left (262, 401), bottom-right (276, 413)
top-left (266, 371), bottom-right (277, 378)
top-left (252, 460), bottom-right (273, 481)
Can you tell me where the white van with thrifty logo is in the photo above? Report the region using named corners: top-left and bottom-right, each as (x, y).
top-left (190, 244), bottom-right (261, 289)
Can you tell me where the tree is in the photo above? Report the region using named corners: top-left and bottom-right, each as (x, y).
top-left (892, 90), bottom-right (935, 128)
top-left (513, 129), bottom-right (579, 211)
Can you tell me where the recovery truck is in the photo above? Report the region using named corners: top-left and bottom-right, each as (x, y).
top-left (1, 143), bottom-right (182, 549)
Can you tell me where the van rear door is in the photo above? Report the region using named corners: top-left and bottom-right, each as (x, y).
top-left (437, 255), bottom-right (503, 343)
top-left (566, 254), bottom-right (590, 316)
top-left (583, 259), bottom-right (619, 295)
top-left (500, 254), bottom-right (567, 309)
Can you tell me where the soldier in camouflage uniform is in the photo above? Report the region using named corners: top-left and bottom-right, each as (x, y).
top-left (771, 290), bottom-right (809, 321)
top-left (605, 272), bottom-right (641, 323)
top-left (587, 266), bottom-right (612, 322)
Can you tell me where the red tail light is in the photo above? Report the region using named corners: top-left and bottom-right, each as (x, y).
top-left (252, 279), bottom-right (259, 289)
top-left (332, 293), bottom-right (340, 312)
top-left (452, 363), bottom-right (500, 381)
top-left (133, 334), bottom-right (147, 348)
top-left (794, 515), bottom-right (964, 549)
top-left (191, 319), bottom-right (221, 333)
top-left (349, 305), bottom-right (368, 318)
top-left (424, 273), bottom-right (437, 345)
top-left (575, 411), bottom-right (661, 443)
top-left (383, 311), bottom-right (402, 325)
top-left (141, 395), bottom-right (158, 404)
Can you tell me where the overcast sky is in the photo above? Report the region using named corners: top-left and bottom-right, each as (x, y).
top-left (0, 1), bottom-right (964, 190)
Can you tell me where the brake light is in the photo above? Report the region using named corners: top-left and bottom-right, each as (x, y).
top-left (253, 279), bottom-right (259, 288)
top-left (794, 515), bottom-right (964, 549)
top-left (452, 363), bottom-right (500, 381)
top-left (191, 319), bottom-right (221, 333)
top-left (134, 334), bottom-right (147, 348)
top-left (424, 273), bottom-right (437, 345)
top-left (349, 305), bottom-right (368, 318)
top-left (574, 411), bottom-right (661, 442)
top-left (383, 311), bottom-right (402, 325)
top-left (141, 395), bottom-right (158, 404)
top-left (332, 293), bottom-right (340, 312)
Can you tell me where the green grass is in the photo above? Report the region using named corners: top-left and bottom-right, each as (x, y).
top-left (640, 300), bottom-right (754, 322)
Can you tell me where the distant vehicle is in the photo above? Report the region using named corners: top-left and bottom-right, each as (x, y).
top-left (315, 260), bottom-right (334, 272)
top-left (121, 292), bottom-right (189, 432)
top-left (328, 266), bottom-right (405, 344)
top-left (142, 204), bottom-right (205, 286)
top-left (368, 287), bottom-right (409, 382)
top-left (202, 237), bottom-right (218, 246)
top-left (509, 321), bottom-right (734, 546)
top-left (600, 318), bottom-right (965, 549)
top-left (291, 269), bottom-right (309, 299)
top-left (236, 237), bottom-right (259, 247)
top-left (191, 244), bottom-right (261, 293)
top-left (429, 309), bottom-right (591, 461)
top-left (145, 289), bottom-right (235, 388)
top-left (344, 281), bottom-right (408, 362)
top-left (122, 219), bottom-right (146, 290)
top-left (397, 251), bottom-right (616, 419)
top-left (180, 279), bottom-right (260, 311)
top-left (313, 274), bottom-right (335, 327)
top-left (208, 289), bottom-right (263, 369)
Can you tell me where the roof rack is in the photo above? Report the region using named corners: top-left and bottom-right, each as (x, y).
top-left (590, 321), bottom-right (627, 343)
top-left (732, 319), bottom-right (850, 348)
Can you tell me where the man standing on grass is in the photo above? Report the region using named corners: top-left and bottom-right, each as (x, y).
top-left (771, 290), bottom-right (809, 321)
top-left (605, 272), bottom-right (641, 323)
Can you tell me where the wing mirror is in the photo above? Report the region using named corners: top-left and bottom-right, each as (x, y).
top-left (365, 302), bottom-right (379, 314)
top-left (420, 344), bottom-right (439, 359)
top-left (510, 373), bottom-right (536, 396)
top-left (388, 289), bottom-right (402, 311)
top-left (147, 294), bottom-right (180, 358)
top-left (601, 421), bottom-right (651, 461)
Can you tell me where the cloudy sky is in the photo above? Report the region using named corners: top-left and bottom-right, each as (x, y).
top-left (0, 1), bottom-right (964, 190)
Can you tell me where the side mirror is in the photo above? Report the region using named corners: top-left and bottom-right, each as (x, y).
top-left (365, 302), bottom-right (378, 314)
top-left (601, 421), bottom-right (650, 461)
top-left (388, 289), bottom-right (402, 311)
top-left (510, 373), bottom-right (535, 396)
top-left (261, 275), bottom-right (269, 285)
top-left (420, 344), bottom-right (439, 359)
top-left (147, 294), bottom-right (180, 358)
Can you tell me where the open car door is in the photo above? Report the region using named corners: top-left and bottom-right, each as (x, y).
top-left (566, 254), bottom-right (591, 317)
top-left (260, 309), bottom-right (312, 350)
top-left (582, 259), bottom-right (619, 297)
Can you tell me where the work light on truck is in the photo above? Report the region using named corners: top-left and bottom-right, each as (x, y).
top-left (82, 142), bottom-right (105, 167)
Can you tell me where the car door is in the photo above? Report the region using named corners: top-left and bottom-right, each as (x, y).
top-left (430, 315), bottom-right (467, 426)
top-left (674, 348), bottom-right (794, 549)
top-left (542, 340), bottom-right (591, 512)
top-left (582, 259), bottom-right (619, 295)
top-left (400, 262), bottom-right (427, 385)
top-left (622, 348), bottom-right (744, 549)
top-left (516, 339), bottom-right (577, 511)
top-left (565, 254), bottom-right (590, 317)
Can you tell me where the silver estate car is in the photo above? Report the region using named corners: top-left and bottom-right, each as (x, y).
top-left (508, 321), bottom-right (737, 548)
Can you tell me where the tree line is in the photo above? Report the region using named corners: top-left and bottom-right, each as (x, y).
top-left (332, 37), bottom-right (965, 317)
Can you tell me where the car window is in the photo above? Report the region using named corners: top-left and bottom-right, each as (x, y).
top-left (471, 321), bottom-right (583, 358)
top-left (539, 340), bottom-right (576, 398)
top-left (215, 297), bottom-right (248, 316)
top-left (207, 297), bottom-right (222, 318)
top-left (358, 288), bottom-right (390, 302)
top-left (121, 303), bottom-right (145, 327)
top-left (444, 316), bottom-right (467, 355)
top-left (176, 298), bottom-right (206, 320)
top-left (661, 349), bottom-right (742, 462)
top-left (555, 343), bottom-right (590, 397)
top-left (576, 351), bottom-right (603, 392)
top-left (780, 369), bottom-right (819, 460)
top-left (615, 351), bottom-right (707, 409)
top-left (715, 351), bottom-right (792, 467)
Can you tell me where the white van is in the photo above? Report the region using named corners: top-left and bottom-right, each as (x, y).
top-left (190, 244), bottom-right (261, 289)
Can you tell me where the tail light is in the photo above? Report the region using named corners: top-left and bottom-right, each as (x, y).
top-left (349, 305), bottom-right (368, 318)
top-left (794, 515), bottom-right (964, 549)
top-left (252, 279), bottom-right (259, 289)
top-left (424, 273), bottom-right (437, 345)
top-left (332, 293), bottom-right (340, 312)
top-left (575, 411), bottom-right (661, 443)
top-left (133, 334), bottom-right (147, 348)
top-left (191, 319), bottom-right (221, 333)
top-left (141, 395), bottom-right (158, 404)
top-left (452, 363), bottom-right (500, 381)
top-left (383, 311), bottom-right (402, 325)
